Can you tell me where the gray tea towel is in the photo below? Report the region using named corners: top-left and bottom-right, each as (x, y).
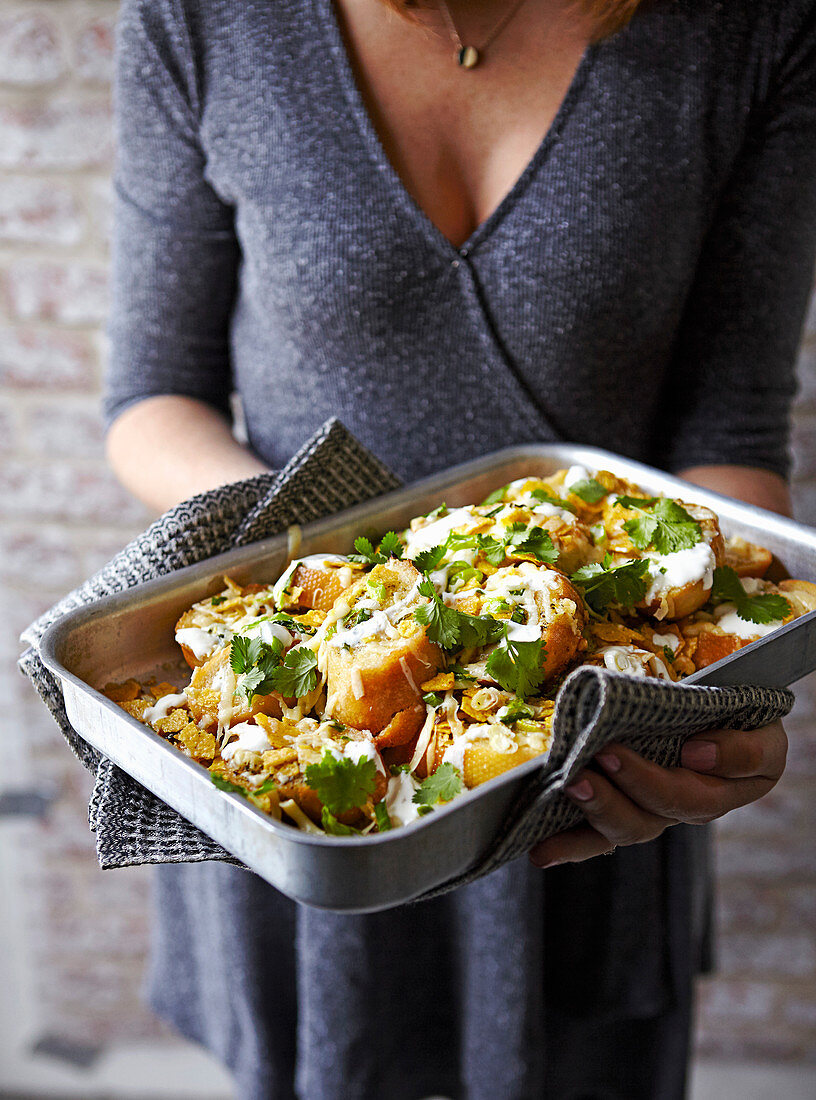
top-left (19, 419), bottom-right (794, 901)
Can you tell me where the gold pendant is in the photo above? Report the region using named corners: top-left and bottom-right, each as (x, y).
top-left (457, 45), bottom-right (480, 69)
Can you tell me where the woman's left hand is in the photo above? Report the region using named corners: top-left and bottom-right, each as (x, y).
top-left (528, 721), bottom-right (788, 868)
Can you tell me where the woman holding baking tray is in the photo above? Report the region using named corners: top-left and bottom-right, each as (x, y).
top-left (105, 1), bottom-right (816, 1096)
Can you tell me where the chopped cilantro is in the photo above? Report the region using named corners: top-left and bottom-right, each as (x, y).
top-left (210, 773), bottom-right (247, 797)
top-left (506, 524), bottom-right (558, 564)
top-left (711, 566), bottom-right (791, 625)
top-left (570, 554), bottom-right (650, 613)
top-left (349, 531), bottom-right (404, 565)
top-left (414, 580), bottom-right (506, 650)
top-left (618, 497), bottom-right (702, 554)
top-left (210, 595), bottom-right (227, 606)
top-left (389, 763), bottom-right (412, 775)
top-left (568, 477), bottom-right (606, 503)
top-left (531, 487), bottom-right (576, 513)
top-left (374, 801), bottom-right (392, 832)
top-left (269, 647), bottom-right (318, 697)
top-left (413, 544), bottom-right (447, 572)
top-left (304, 751), bottom-right (378, 815)
top-left (662, 645), bottom-right (676, 664)
top-left (486, 637), bottom-right (546, 699)
top-left (412, 762), bottom-right (463, 806)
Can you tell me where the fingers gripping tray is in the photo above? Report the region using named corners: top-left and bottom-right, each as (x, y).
top-left (38, 445), bottom-right (816, 911)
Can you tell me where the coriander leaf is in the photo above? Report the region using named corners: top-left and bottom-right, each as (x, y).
top-left (570, 556), bottom-right (650, 613)
top-left (711, 565), bottom-right (746, 604)
top-left (252, 777), bottom-right (278, 795)
top-left (230, 634), bottom-right (256, 676)
top-left (211, 595), bottom-right (227, 606)
top-left (615, 495), bottom-right (659, 509)
top-left (568, 477), bottom-right (606, 504)
top-left (413, 762), bottom-right (463, 806)
top-left (662, 645), bottom-right (676, 665)
top-left (321, 807), bottom-right (361, 836)
top-left (350, 531), bottom-right (405, 565)
top-left (486, 637), bottom-right (546, 699)
top-left (269, 646), bottom-right (318, 697)
top-left (374, 801), bottom-right (392, 832)
top-left (531, 487), bottom-right (576, 513)
top-left (736, 593), bottom-right (792, 625)
top-left (476, 534), bottom-right (506, 566)
top-left (304, 751), bottom-right (378, 815)
top-left (210, 773), bottom-right (248, 797)
top-left (710, 567), bottom-right (791, 624)
top-left (349, 535), bottom-right (376, 563)
top-left (378, 531), bottom-right (404, 560)
top-left (389, 762), bottom-right (412, 775)
top-left (622, 511), bottom-right (658, 551)
top-left (423, 692), bottom-right (443, 706)
top-left (414, 580), bottom-right (462, 648)
top-left (620, 496), bottom-right (701, 554)
top-left (235, 666), bottom-right (265, 702)
top-left (649, 499), bottom-right (702, 554)
top-left (509, 526), bottom-right (558, 564)
top-left (456, 611), bottom-right (507, 649)
top-left (482, 485), bottom-right (508, 505)
top-left (413, 544), bottom-right (446, 572)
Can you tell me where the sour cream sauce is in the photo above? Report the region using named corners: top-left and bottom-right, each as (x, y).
top-left (174, 627), bottom-right (220, 660)
top-left (644, 542), bottom-right (716, 601)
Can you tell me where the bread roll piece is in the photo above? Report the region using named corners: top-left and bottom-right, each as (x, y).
top-left (601, 498), bottom-right (725, 621)
top-left (428, 712), bottom-right (554, 788)
top-left (724, 536), bottom-right (773, 579)
top-left (324, 559), bottom-right (444, 733)
top-left (186, 646), bottom-right (284, 729)
top-left (274, 554), bottom-right (362, 613)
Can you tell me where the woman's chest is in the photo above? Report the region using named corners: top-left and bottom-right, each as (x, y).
top-left (198, 1), bottom-right (752, 335)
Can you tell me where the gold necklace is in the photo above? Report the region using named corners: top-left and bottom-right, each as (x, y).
top-left (436, 0), bottom-right (529, 69)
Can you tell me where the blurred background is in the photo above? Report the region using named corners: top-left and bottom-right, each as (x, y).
top-left (0, 3), bottom-right (814, 1098)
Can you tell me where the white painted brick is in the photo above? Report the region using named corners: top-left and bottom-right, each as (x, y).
top-left (4, 260), bottom-right (109, 325)
top-left (0, 98), bottom-right (113, 170)
top-left (74, 14), bottom-right (115, 84)
top-left (0, 11), bottom-right (65, 86)
top-left (0, 325), bottom-right (97, 389)
top-left (0, 177), bottom-right (84, 245)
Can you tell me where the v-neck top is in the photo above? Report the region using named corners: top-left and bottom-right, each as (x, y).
top-left (107, 2), bottom-right (816, 1098)
top-left (107, 0), bottom-right (816, 487)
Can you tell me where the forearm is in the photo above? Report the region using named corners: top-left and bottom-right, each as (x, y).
top-left (675, 463), bottom-right (792, 518)
top-left (106, 395), bottom-right (269, 513)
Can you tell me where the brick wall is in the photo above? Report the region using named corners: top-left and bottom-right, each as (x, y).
top-left (1, 0), bottom-right (814, 1077)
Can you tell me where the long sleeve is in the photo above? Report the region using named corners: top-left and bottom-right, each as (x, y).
top-left (653, 2), bottom-right (816, 479)
top-left (104, 0), bottom-right (239, 425)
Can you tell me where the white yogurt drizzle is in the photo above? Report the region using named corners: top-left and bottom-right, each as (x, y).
top-left (221, 722), bottom-right (273, 761)
top-left (644, 542), bottom-right (716, 602)
top-left (174, 628), bottom-right (220, 660)
top-left (385, 771), bottom-right (423, 827)
top-left (404, 508), bottom-right (480, 555)
top-left (143, 692), bottom-right (187, 724)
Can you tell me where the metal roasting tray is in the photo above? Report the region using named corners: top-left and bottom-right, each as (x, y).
top-left (38, 445), bottom-right (816, 912)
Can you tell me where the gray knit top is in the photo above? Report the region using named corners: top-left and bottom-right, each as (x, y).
top-left (107, 0), bottom-right (816, 484)
top-left (107, 2), bottom-right (816, 1098)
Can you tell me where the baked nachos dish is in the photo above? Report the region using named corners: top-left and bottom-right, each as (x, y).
top-left (103, 467), bottom-right (816, 837)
